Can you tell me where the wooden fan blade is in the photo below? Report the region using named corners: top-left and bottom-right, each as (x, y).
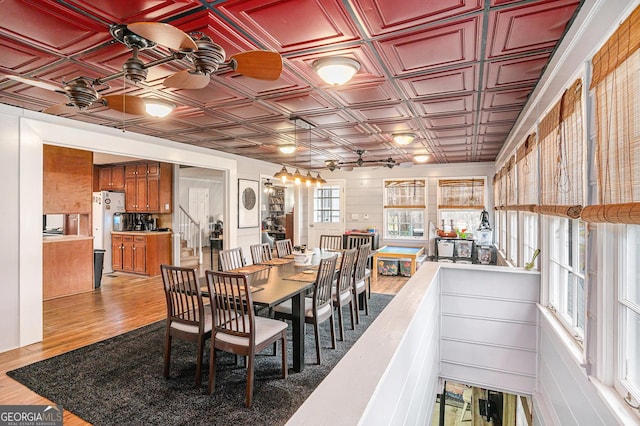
top-left (163, 69), bottom-right (210, 89)
top-left (102, 95), bottom-right (147, 116)
top-left (4, 74), bottom-right (60, 92)
top-left (230, 51), bottom-right (283, 81)
top-left (43, 104), bottom-right (76, 115)
top-left (127, 22), bottom-right (197, 52)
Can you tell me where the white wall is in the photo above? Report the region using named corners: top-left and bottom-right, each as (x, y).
top-left (324, 163), bottom-right (495, 249)
top-left (439, 267), bottom-right (539, 395)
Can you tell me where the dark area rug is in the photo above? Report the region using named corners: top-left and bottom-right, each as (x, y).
top-left (8, 294), bottom-right (393, 426)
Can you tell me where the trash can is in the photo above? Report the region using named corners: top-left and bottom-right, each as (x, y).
top-left (94, 249), bottom-right (106, 289)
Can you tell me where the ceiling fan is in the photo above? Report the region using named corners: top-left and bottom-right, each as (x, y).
top-left (325, 149), bottom-right (397, 171)
top-left (3, 22), bottom-right (283, 115)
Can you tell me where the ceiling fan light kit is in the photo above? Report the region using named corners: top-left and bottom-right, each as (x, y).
top-left (144, 98), bottom-right (176, 118)
top-left (414, 154), bottom-right (430, 163)
top-left (278, 144), bottom-right (296, 154)
top-left (9, 22), bottom-right (282, 117)
top-left (313, 57), bottom-right (360, 85)
top-left (324, 149), bottom-right (396, 171)
top-left (392, 133), bottom-right (416, 145)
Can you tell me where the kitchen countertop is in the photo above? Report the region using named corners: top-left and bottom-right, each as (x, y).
top-left (111, 230), bottom-right (172, 235)
top-left (42, 235), bottom-right (93, 243)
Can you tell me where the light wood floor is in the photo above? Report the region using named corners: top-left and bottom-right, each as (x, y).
top-left (0, 257), bottom-right (408, 425)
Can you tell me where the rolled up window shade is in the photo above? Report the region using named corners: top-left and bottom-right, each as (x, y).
top-left (516, 133), bottom-right (539, 207)
top-left (581, 203), bottom-right (640, 224)
top-left (438, 178), bottom-right (485, 209)
top-left (536, 205), bottom-right (583, 219)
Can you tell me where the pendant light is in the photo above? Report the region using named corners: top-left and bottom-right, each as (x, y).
top-left (273, 165), bottom-right (292, 183)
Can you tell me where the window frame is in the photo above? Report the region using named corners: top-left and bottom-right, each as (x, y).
top-left (547, 216), bottom-right (587, 342)
top-left (382, 178), bottom-right (427, 241)
top-left (312, 184), bottom-right (341, 223)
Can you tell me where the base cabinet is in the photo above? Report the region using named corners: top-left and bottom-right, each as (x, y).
top-left (112, 232), bottom-right (171, 276)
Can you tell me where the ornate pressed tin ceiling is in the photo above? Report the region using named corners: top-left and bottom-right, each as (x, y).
top-left (0, 0), bottom-right (581, 170)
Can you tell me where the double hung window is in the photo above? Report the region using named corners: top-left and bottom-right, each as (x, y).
top-left (620, 225), bottom-right (640, 399)
top-left (548, 217), bottom-right (586, 339)
top-left (437, 178), bottom-right (485, 232)
top-left (383, 179), bottom-right (426, 239)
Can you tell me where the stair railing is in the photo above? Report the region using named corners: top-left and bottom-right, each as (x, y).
top-left (177, 205), bottom-right (203, 265)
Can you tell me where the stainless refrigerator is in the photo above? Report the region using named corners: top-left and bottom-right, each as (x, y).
top-left (93, 191), bottom-right (126, 274)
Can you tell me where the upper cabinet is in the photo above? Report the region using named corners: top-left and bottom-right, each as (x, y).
top-left (97, 165), bottom-right (125, 191)
top-left (43, 145), bottom-right (92, 214)
top-left (124, 162), bottom-right (172, 213)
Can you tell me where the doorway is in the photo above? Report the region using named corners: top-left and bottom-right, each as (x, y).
top-left (307, 179), bottom-right (345, 248)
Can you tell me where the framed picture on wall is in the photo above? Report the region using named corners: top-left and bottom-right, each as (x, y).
top-left (238, 178), bottom-right (259, 228)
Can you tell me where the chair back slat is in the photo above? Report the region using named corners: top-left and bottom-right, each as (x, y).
top-left (250, 242), bottom-right (272, 264)
top-left (161, 265), bottom-right (204, 330)
top-left (319, 234), bottom-right (342, 251)
top-left (275, 239), bottom-right (293, 257)
top-left (347, 235), bottom-right (371, 250)
top-left (354, 243), bottom-right (371, 282)
top-left (314, 255), bottom-right (338, 313)
top-left (219, 247), bottom-right (245, 271)
top-left (336, 248), bottom-right (357, 294)
top-left (206, 271), bottom-right (254, 340)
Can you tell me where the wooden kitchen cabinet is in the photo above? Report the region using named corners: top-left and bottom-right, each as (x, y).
top-left (98, 165), bottom-right (125, 191)
top-left (112, 231), bottom-right (171, 276)
top-left (124, 162), bottom-right (172, 213)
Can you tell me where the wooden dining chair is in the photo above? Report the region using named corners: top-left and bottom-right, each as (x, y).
top-left (353, 243), bottom-right (371, 324)
top-left (347, 235), bottom-right (373, 297)
top-left (249, 242), bottom-right (272, 264)
top-left (205, 270), bottom-right (288, 407)
top-left (275, 238), bottom-right (293, 258)
top-left (319, 234), bottom-right (343, 251)
top-left (346, 234), bottom-right (371, 249)
top-left (160, 264), bottom-right (212, 388)
top-left (219, 247), bottom-right (245, 271)
top-left (332, 247), bottom-right (357, 341)
top-left (273, 254), bottom-right (338, 364)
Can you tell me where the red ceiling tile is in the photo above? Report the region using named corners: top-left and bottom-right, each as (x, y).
top-left (486, 0), bottom-right (579, 58)
top-left (414, 94), bottom-right (475, 115)
top-left (482, 87), bottom-right (531, 109)
top-left (218, 102), bottom-right (279, 121)
top-left (484, 53), bottom-right (550, 89)
top-left (356, 103), bottom-right (411, 121)
top-left (217, 0), bottom-right (360, 52)
top-left (0, 39), bottom-right (60, 74)
top-left (64, 0), bottom-right (202, 24)
top-left (353, 0), bottom-right (483, 36)
top-left (329, 81), bottom-right (401, 106)
top-left (425, 113), bottom-right (473, 128)
top-left (0, 0), bottom-right (111, 55)
top-left (269, 92), bottom-right (332, 115)
top-left (480, 108), bottom-right (520, 123)
top-left (399, 66), bottom-right (477, 99)
top-left (376, 17), bottom-right (479, 76)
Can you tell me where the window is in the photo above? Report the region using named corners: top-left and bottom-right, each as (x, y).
top-left (383, 179), bottom-right (426, 239)
top-left (620, 225), bottom-right (640, 399)
top-left (437, 178), bottom-right (485, 233)
top-left (508, 211), bottom-right (518, 265)
top-left (313, 185), bottom-right (340, 223)
top-left (522, 213), bottom-right (539, 269)
top-left (549, 217), bottom-right (586, 339)
top-left (499, 210), bottom-right (507, 251)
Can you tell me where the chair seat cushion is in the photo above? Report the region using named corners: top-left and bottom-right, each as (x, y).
top-left (331, 286), bottom-right (352, 304)
top-left (170, 308), bottom-right (213, 334)
top-left (354, 279), bottom-right (365, 293)
top-left (273, 297), bottom-right (331, 320)
top-left (216, 316), bottom-right (287, 347)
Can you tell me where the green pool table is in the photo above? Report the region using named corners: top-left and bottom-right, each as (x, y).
top-left (372, 245), bottom-right (425, 283)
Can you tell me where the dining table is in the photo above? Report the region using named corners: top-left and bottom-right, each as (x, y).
top-left (207, 257), bottom-right (316, 373)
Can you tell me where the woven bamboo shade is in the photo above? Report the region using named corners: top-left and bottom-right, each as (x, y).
top-left (592, 48), bottom-right (640, 207)
top-left (581, 203), bottom-right (640, 224)
top-left (516, 133), bottom-right (539, 207)
top-left (506, 204), bottom-right (537, 212)
top-left (506, 156), bottom-right (516, 206)
top-left (590, 5), bottom-right (640, 89)
top-left (438, 178), bottom-right (485, 209)
top-left (536, 205), bottom-right (583, 219)
top-left (539, 78), bottom-right (584, 209)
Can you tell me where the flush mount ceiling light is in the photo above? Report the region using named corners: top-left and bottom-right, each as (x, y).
top-left (414, 153), bottom-right (430, 163)
top-left (312, 57), bottom-right (360, 85)
top-left (144, 98), bottom-right (176, 117)
top-left (278, 144), bottom-right (296, 154)
top-left (392, 133), bottom-right (416, 145)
